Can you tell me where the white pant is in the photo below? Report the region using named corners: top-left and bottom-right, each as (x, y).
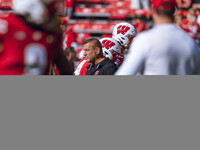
top-left (130, 0), bottom-right (150, 10)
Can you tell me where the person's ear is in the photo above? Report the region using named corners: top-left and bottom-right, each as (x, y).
top-left (95, 47), bottom-right (100, 55)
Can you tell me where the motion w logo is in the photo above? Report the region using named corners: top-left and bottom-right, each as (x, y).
top-left (101, 40), bottom-right (115, 49)
top-left (117, 25), bottom-right (130, 35)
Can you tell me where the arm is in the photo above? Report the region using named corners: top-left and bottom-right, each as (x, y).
top-left (54, 48), bottom-right (73, 75)
top-left (115, 34), bottom-right (148, 75)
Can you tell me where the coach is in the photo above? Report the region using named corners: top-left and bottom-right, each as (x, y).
top-left (83, 38), bottom-right (117, 75)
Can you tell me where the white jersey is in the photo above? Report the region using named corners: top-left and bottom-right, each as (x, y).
top-left (115, 24), bottom-right (200, 75)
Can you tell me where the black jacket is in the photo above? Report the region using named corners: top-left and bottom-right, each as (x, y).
top-left (86, 58), bottom-right (117, 75)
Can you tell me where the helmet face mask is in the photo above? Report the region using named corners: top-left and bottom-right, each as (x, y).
top-left (112, 22), bottom-right (137, 50)
top-left (103, 49), bottom-right (114, 60)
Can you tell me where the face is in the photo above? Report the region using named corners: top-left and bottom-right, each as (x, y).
top-left (54, 0), bottom-right (64, 15)
top-left (40, 0), bottom-right (64, 28)
top-left (66, 51), bottom-right (76, 63)
top-left (187, 10), bottom-right (196, 23)
top-left (120, 44), bottom-right (126, 52)
top-left (83, 43), bottom-right (97, 63)
top-left (60, 24), bottom-right (68, 32)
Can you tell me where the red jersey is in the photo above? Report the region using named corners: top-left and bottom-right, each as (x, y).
top-left (73, 57), bottom-right (91, 75)
top-left (0, 13), bottom-right (62, 75)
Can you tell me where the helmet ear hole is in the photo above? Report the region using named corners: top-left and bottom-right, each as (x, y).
top-left (105, 51), bottom-right (109, 55)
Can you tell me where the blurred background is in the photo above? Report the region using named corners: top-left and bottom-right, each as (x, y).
top-left (1, 0), bottom-right (200, 70)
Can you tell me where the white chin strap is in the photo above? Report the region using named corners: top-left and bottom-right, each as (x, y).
top-left (13, 0), bottom-right (45, 24)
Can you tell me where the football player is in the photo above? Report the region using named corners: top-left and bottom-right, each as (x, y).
top-left (0, 0), bottom-right (73, 75)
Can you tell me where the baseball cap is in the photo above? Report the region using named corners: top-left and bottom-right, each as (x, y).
top-left (151, 0), bottom-right (176, 10)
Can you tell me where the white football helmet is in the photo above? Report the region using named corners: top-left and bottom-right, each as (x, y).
top-left (99, 38), bottom-right (121, 61)
top-left (13, 0), bottom-right (64, 25)
top-left (112, 22), bottom-right (137, 50)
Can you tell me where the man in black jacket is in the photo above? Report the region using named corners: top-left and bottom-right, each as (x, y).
top-left (83, 38), bottom-right (117, 75)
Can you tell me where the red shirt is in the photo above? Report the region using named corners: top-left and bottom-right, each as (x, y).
top-left (0, 13), bottom-right (62, 75)
top-left (74, 57), bottom-right (91, 75)
top-left (181, 18), bottom-right (199, 40)
top-left (62, 27), bottom-right (77, 50)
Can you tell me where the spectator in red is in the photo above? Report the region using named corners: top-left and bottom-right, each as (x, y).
top-left (174, 14), bottom-right (183, 27)
top-left (60, 16), bottom-right (78, 52)
top-left (181, 8), bottom-right (199, 40)
top-left (65, 0), bottom-right (76, 17)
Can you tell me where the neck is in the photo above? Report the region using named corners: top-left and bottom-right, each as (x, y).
top-left (95, 57), bottom-right (105, 65)
top-left (153, 14), bottom-right (173, 27)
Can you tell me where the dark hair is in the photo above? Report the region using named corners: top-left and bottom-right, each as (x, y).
top-left (84, 38), bottom-right (102, 51)
top-left (64, 47), bottom-right (76, 56)
top-left (153, 8), bottom-right (175, 18)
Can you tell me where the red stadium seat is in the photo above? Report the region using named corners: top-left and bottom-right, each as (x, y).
top-left (87, 0), bottom-right (104, 4)
top-left (0, 0), bottom-right (12, 9)
top-left (93, 7), bottom-right (111, 14)
top-left (76, 33), bottom-right (91, 45)
top-left (73, 21), bottom-right (92, 31)
top-left (110, 7), bottom-right (128, 19)
top-left (101, 34), bottom-right (112, 38)
top-left (107, 0), bottom-right (130, 8)
top-left (92, 22), bottom-right (103, 31)
top-left (76, 0), bottom-right (85, 2)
